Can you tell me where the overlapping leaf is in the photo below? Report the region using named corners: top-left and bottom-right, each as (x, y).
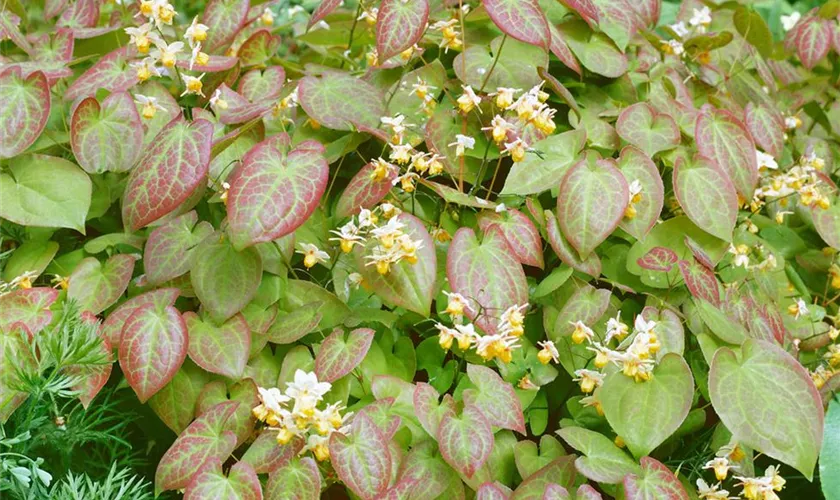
top-left (545, 211), bottom-right (601, 277)
top-left (478, 209), bottom-right (543, 269)
top-left (482, 0), bottom-right (550, 49)
top-left (330, 414), bottom-right (392, 500)
top-left (335, 162), bottom-right (396, 218)
top-left (298, 71), bottom-right (385, 132)
top-left (185, 312), bottom-right (250, 380)
top-left (238, 30), bottom-right (281, 67)
top-left (502, 129), bottom-right (586, 195)
top-left (64, 47), bottom-right (139, 102)
top-left (101, 288), bottom-right (179, 346)
top-left (641, 307), bottom-right (684, 358)
top-left (265, 457), bottom-right (321, 500)
top-left (70, 91), bottom-right (143, 174)
top-left (617, 146), bottom-right (664, 240)
top-left (744, 102), bottom-right (784, 158)
top-left (454, 37), bottom-right (548, 90)
top-left (376, 0), bottom-right (429, 61)
top-left (796, 17), bottom-right (831, 70)
top-left (622, 457), bottom-right (690, 500)
top-left (148, 359), bottom-right (210, 434)
top-left (637, 247), bottom-right (677, 272)
top-left (144, 211), bottom-right (214, 285)
top-left (202, 0), bottom-right (250, 52)
top-left (557, 426), bottom-right (639, 484)
top-left (67, 254), bottom-right (136, 315)
top-left (308, 0), bottom-right (342, 29)
top-left (438, 404), bottom-right (494, 478)
top-left (510, 456), bottom-right (576, 499)
top-left (463, 364), bottom-right (526, 434)
top-left (678, 259), bottom-right (721, 306)
top-left (0, 287), bottom-right (58, 333)
top-left (615, 103), bottom-right (679, 158)
top-left (0, 67), bottom-right (49, 158)
top-left (315, 327), bottom-right (375, 383)
top-left (695, 105), bottom-right (758, 198)
top-left (241, 431), bottom-right (303, 474)
top-left (559, 21), bottom-right (626, 78)
top-left (184, 459), bottom-right (261, 500)
top-left (673, 155), bottom-right (737, 241)
top-left (191, 239), bottom-right (262, 322)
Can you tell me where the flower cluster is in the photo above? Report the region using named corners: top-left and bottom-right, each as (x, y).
top-left (726, 243), bottom-right (777, 272)
top-left (0, 270), bottom-right (37, 296)
top-left (476, 83), bottom-right (557, 163)
top-left (369, 113), bottom-right (446, 193)
top-left (751, 152), bottom-right (830, 212)
top-left (435, 299), bottom-right (527, 364)
top-left (664, 6), bottom-right (713, 58)
top-left (252, 370), bottom-right (351, 462)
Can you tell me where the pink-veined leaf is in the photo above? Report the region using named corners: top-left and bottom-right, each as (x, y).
top-left (122, 117), bottom-right (213, 231)
top-left (56, 0), bottom-right (98, 29)
top-left (556, 0), bottom-right (600, 27)
top-left (397, 441), bottom-right (459, 499)
top-left (237, 66), bottom-right (286, 102)
top-left (615, 103), bottom-right (680, 158)
top-left (355, 398), bottom-right (402, 441)
top-left (482, 0), bottom-right (550, 49)
top-left (447, 227), bottom-right (528, 334)
top-left (309, 0), bottom-right (342, 29)
top-left (335, 162), bottom-right (396, 218)
top-left (637, 247), bottom-right (678, 272)
top-left (155, 401), bottom-right (239, 494)
top-left (176, 54), bottom-right (238, 73)
top-left (237, 29), bottom-right (281, 67)
top-left (144, 211), bottom-right (215, 285)
top-left (617, 146), bottom-right (664, 240)
top-left (630, 0), bottom-right (660, 27)
top-left (478, 208), bottom-right (544, 269)
top-left (797, 17), bottom-right (831, 70)
top-left (477, 482), bottom-right (513, 500)
top-left (557, 426), bottom-right (638, 484)
top-left (0, 288), bottom-right (58, 333)
top-left (148, 359), bottom-right (210, 434)
top-left (196, 379), bottom-right (259, 448)
top-left (641, 307), bottom-right (684, 358)
top-left (184, 312), bottom-right (250, 380)
top-left (330, 413), bottom-right (392, 500)
top-left (202, 0), bottom-right (251, 52)
top-left (265, 456), bottom-right (320, 500)
top-left (683, 235), bottom-right (717, 270)
top-left (44, 0), bottom-right (68, 19)
top-left (511, 456), bottom-right (577, 499)
top-left (64, 47), bottom-right (139, 102)
top-left (0, 67), bottom-right (50, 159)
top-left (355, 213), bottom-right (437, 316)
top-left (811, 204), bottom-right (840, 250)
top-left (591, 0), bottom-right (640, 52)
top-left (622, 457), bottom-right (689, 500)
top-left (241, 431), bottom-right (304, 474)
top-left (70, 91), bottom-right (143, 174)
top-left (678, 259), bottom-right (720, 306)
top-left (558, 21), bottom-right (626, 78)
top-left (438, 404), bottom-right (494, 478)
top-left (673, 155), bottom-right (737, 241)
top-left (190, 239), bottom-right (262, 322)
top-left (547, 24), bottom-right (582, 75)
top-left (744, 102), bottom-right (784, 158)
top-left (414, 382), bottom-right (454, 438)
top-left (120, 302), bottom-right (188, 403)
top-left (227, 136), bottom-right (328, 250)
top-left (557, 154), bottom-right (629, 258)
top-left (376, 0), bottom-right (430, 61)
top-left (214, 84), bottom-right (273, 125)
top-left (545, 210), bottom-right (601, 277)
top-left (298, 71), bottom-right (385, 132)
top-left (710, 339), bottom-right (823, 479)
top-left (184, 459), bottom-right (261, 500)
top-left (67, 254), bottom-right (136, 315)
top-left (101, 288), bottom-right (179, 346)
top-left (695, 104), bottom-right (758, 198)
top-left (551, 283), bottom-right (610, 341)
top-left (315, 327), bottom-right (375, 383)
top-left (575, 485), bottom-right (603, 500)
top-left (264, 305), bottom-right (322, 344)
top-left (463, 364), bottom-right (526, 434)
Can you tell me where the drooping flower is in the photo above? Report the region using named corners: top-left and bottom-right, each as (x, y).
top-left (297, 243), bottom-right (330, 269)
top-left (134, 94), bottom-right (165, 120)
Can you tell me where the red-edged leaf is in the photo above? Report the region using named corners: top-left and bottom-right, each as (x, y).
top-left (464, 364), bottom-right (526, 434)
top-left (576, 485), bottom-right (603, 500)
top-left (196, 379), bottom-right (259, 448)
top-left (356, 398), bottom-right (403, 442)
top-left (0, 68), bottom-right (50, 159)
top-left (673, 155), bottom-right (737, 241)
top-left (683, 236), bottom-right (717, 270)
top-left (238, 30), bottom-right (281, 67)
top-left (447, 227), bottom-right (528, 334)
top-left (559, 21), bottom-right (626, 78)
top-left (551, 283), bottom-right (611, 341)
top-left (176, 54), bottom-right (239, 73)
top-left (309, 0), bottom-right (342, 29)
top-left (677, 259), bottom-right (720, 306)
top-left (70, 91), bottom-right (143, 174)
top-left (512, 456), bottom-right (577, 498)
top-left (148, 359), bottom-right (210, 434)
top-left (144, 211), bottom-right (214, 286)
top-left (545, 210), bottom-right (601, 277)
top-left (630, 0), bottom-right (660, 27)
top-left (202, 0), bottom-right (251, 52)
top-left (797, 17), bottom-right (831, 69)
top-left (622, 457), bottom-right (689, 500)
top-left (330, 413), bottom-right (392, 500)
top-left (237, 66), bottom-right (286, 102)
top-left (335, 162), bottom-right (396, 218)
top-left (744, 102), bottom-right (784, 158)
top-left (376, 0), bottom-right (429, 61)
top-left (155, 401), bottom-right (239, 494)
top-left (45, 0), bottom-right (68, 19)
top-left (184, 459), bottom-right (261, 500)
top-left (190, 239), bottom-right (262, 322)
top-left (120, 302), bottom-right (188, 403)
top-left (478, 209), bottom-right (544, 269)
top-left (637, 247), bottom-right (678, 272)
top-left (185, 312), bottom-right (250, 380)
top-left (617, 146), bottom-right (664, 240)
top-left (265, 456), bottom-right (321, 500)
top-left (67, 254), bottom-right (136, 315)
top-left (615, 103), bottom-right (679, 158)
top-left (695, 105), bottom-right (758, 198)
top-left (298, 71), bottom-right (385, 132)
top-left (213, 85), bottom-right (273, 125)
top-left (0, 288), bottom-right (58, 333)
top-left (64, 47), bottom-right (139, 102)
top-left (812, 203), bottom-right (840, 250)
top-left (547, 24), bottom-right (582, 75)
top-left (483, 0), bottom-right (550, 49)
top-left (414, 382), bottom-right (454, 438)
top-left (438, 404), bottom-right (494, 478)
top-left (241, 431), bottom-right (304, 474)
top-left (557, 154), bottom-right (629, 258)
top-left (315, 327), bottom-right (375, 383)
top-left (56, 0), bottom-right (98, 29)
top-left (265, 306), bottom-right (322, 344)
top-left (101, 288), bottom-right (179, 346)
top-left (397, 441), bottom-right (459, 499)
top-left (227, 136), bottom-right (327, 250)
top-left (478, 482), bottom-right (513, 500)
top-left (122, 117), bottom-right (213, 231)
top-left (556, 0), bottom-right (600, 27)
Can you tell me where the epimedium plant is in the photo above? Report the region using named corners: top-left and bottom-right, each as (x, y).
top-left (1, 0), bottom-right (840, 498)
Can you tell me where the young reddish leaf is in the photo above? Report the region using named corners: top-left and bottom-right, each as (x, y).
top-left (376, 0), bottom-right (429, 61)
top-left (184, 312), bottom-right (250, 380)
top-left (576, 485), bottom-right (603, 500)
top-left (556, 0), bottom-right (600, 27)
top-left (617, 146), bottom-right (664, 240)
top-left (447, 227), bottom-right (528, 334)
top-left (176, 54), bottom-right (238, 74)
top-left (744, 102), bottom-right (784, 158)
top-left (0, 287), bottom-right (58, 333)
top-left (56, 0), bottom-right (98, 29)
top-left (678, 259), bottom-right (720, 306)
top-left (120, 302), bottom-right (188, 403)
top-left (630, 0), bottom-right (660, 27)
top-left (414, 382), bottom-right (453, 438)
top-left (545, 210), bottom-right (602, 277)
top-left (196, 379), bottom-right (259, 448)
top-left (355, 213), bottom-right (437, 316)
top-left (557, 154), bottom-right (629, 258)
top-left (67, 254), bottom-right (136, 315)
top-left (397, 441), bottom-right (459, 499)
top-left (547, 24), bottom-right (582, 75)
top-left (811, 204), bottom-right (840, 250)
top-left (265, 457), bottom-right (321, 500)
top-left (559, 21), bottom-right (627, 78)
top-left (101, 288), bottom-right (179, 346)
top-left (673, 155), bottom-right (737, 241)
top-left (330, 413), bottom-right (392, 500)
top-left (298, 71), bottom-right (385, 132)
top-left (557, 427), bottom-right (639, 484)
top-left (477, 482), bottom-right (513, 500)
top-left (155, 401), bottom-right (239, 494)
top-left (227, 137), bottom-right (328, 250)
top-left (478, 208), bottom-right (544, 269)
top-left (64, 47), bottom-right (139, 102)
top-left (213, 85), bottom-right (273, 125)
top-left (265, 306), bottom-right (322, 344)
top-left (202, 0), bottom-right (250, 52)
top-left (70, 91), bottom-right (143, 174)
top-left (694, 105), bottom-right (758, 198)
top-left (551, 283), bottom-right (610, 341)
top-left (463, 364), bottom-right (526, 434)
top-left (710, 339), bottom-right (823, 479)
top-left (149, 359), bottom-right (210, 434)
top-left (309, 0), bottom-right (342, 29)
top-left (241, 430), bottom-right (304, 474)
top-left (637, 247), bottom-right (678, 272)
top-left (797, 17), bottom-right (831, 69)
top-left (0, 68), bottom-right (50, 158)
top-left (237, 66), bottom-right (286, 102)
top-left (191, 239), bottom-right (262, 322)
top-left (511, 456), bottom-right (577, 498)
top-left (315, 327), bottom-right (376, 383)
top-left (335, 162), bottom-right (396, 218)
top-left (238, 30), bottom-right (281, 67)
top-left (615, 103), bottom-right (680, 158)
top-left (437, 404), bottom-right (494, 478)
top-left (483, 0), bottom-right (550, 49)
top-left (683, 236), bottom-right (717, 270)
top-left (144, 211), bottom-right (215, 286)
top-left (622, 457), bottom-right (689, 500)
top-left (122, 118), bottom-right (213, 231)
top-left (355, 398), bottom-right (402, 441)
top-left (184, 459), bottom-right (261, 500)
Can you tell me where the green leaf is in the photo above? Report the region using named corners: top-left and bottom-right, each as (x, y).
top-left (557, 426), bottom-right (639, 484)
top-left (298, 71), bottom-right (385, 133)
top-left (144, 211), bottom-right (214, 286)
top-left (483, 0), bottom-right (550, 49)
top-left (190, 239), bottom-right (262, 322)
top-left (265, 457), bottom-right (321, 500)
top-left (694, 105), bottom-right (757, 198)
top-left (695, 299), bottom-right (748, 345)
top-left (330, 414), bottom-right (392, 499)
top-left (673, 154), bottom-right (737, 241)
top-left (464, 364), bottom-right (526, 434)
top-left (148, 359), bottom-right (210, 434)
top-left (238, 30), bottom-right (281, 67)
top-left (617, 146), bottom-right (665, 240)
top-left (0, 68), bottom-right (50, 159)
top-left (265, 306), bottom-right (322, 344)
top-left (709, 339), bottom-right (824, 479)
top-left (67, 254), bottom-right (136, 315)
top-left (315, 327), bottom-right (375, 383)
top-left (744, 102), bottom-right (784, 158)
top-left (545, 210), bottom-right (601, 277)
top-left (510, 456), bottom-right (577, 499)
top-left (640, 307), bottom-right (684, 359)
top-left (184, 312), bottom-right (250, 380)
top-left (622, 457), bottom-right (690, 500)
top-left (241, 430), bottom-right (304, 475)
top-left (70, 91), bottom-right (143, 174)
top-left (184, 460), bottom-right (261, 500)
top-left (616, 103), bottom-right (680, 158)
top-left (454, 36), bottom-right (548, 90)
top-left (502, 129), bottom-right (586, 196)
top-left (376, 0), bottom-right (429, 60)
top-left (558, 20), bottom-right (627, 78)
top-left (478, 208), bottom-right (544, 269)
top-left (733, 7), bottom-right (773, 58)
top-left (2, 240), bottom-right (59, 282)
top-left (0, 154), bottom-right (91, 233)
top-left (821, 399), bottom-right (840, 499)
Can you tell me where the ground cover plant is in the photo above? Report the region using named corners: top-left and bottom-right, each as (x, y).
top-left (1, 0), bottom-right (840, 498)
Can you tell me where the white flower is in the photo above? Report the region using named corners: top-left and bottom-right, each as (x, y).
top-left (150, 40), bottom-right (184, 68)
top-left (537, 340), bottom-right (559, 364)
top-left (134, 94), bottom-right (165, 119)
top-left (449, 134), bottom-right (475, 157)
top-left (258, 387), bottom-right (290, 414)
top-left (184, 17), bottom-right (209, 46)
top-left (286, 370), bottom-right (331, 402)
top-left (666, 39), bottom-right (685, 56)
top-left (790, 298), bottom-right (809, 319)
top-left (781, 11), bottom-right (801, 32)
top-left (297, 243), bottom-right (330, 268)
top-left (495, 203), bottom-right (507, 213)
top-left (605, 313), bottom-right (629, 343)
top-left (180, 73), bottom-right (205, 96)
top-left (358, 209), bottom-right (375, 228)
top-left (728, 244), bottom-right (751, 269)
top-left (670, 21), bottom-right (690, 38)
top-left (696, 479), bottom-right (733, 500)
top-left (209, 88), bottom-right (227, 110)
top-left (689, 6), bottom-right (712, 28)
top-left (634, 316), bottom-right (657, 336)
top-left (311, 20), bottom-right (330, 31)
top-left (756, 151), bottom-right (778, 170)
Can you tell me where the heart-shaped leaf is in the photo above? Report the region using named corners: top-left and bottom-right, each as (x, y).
top-left (0, 287), bottom-right (58, 333)
top-left (202, 0), bottom-right (250, 52)
top-left (68, 254), bottom-right (136, 315)
top-left (120, 302), bottom-right (188, 403)
top-left (315, 327), bottom-right (376, 383)
top-left (298, 71), bottom-right (385, 132)
top-left (148, 359), bottom-right (210, 434)
top-left (622, 457), bottom-right (689, 500)
top-left (600, 353), bottom-right (694, 458)
top-left (101, 288), bottom-right (179, 346)
top-left (356, 213), bottom-right (437, 316)
top-left (617, 146), bottom-right (664, 240)
top-left (238, 29), bottom-right (281, 67)
top-left (796, 17), bottom-right (831, 69)
top-left (811, 204), bottom-right (840, 250)
top-left (511, 456), bottom-right (577, 499)
top-left (70, 91), bottom-right (143, 174)
top-left (237, 66), bottom-right (286, 102)
top-left (355, 398), bottom-right (402, 441)
top-left (122, 117), bottom-right (213, 231)
top-left (678, 259), bottom-right (720, 306)
top-left (185, 312), bottom-right (250, 380)
top-left (309, 0), bottom-right (342, 29)
top-left (376, 0), bottom-right (429, 61)
top-left (330, 413), bottom-right (392, 500)
top-left (241, 430), bottom-right (304, 474)
top-left (398, 441), bottom-right (459, 498)
top-left (513, 436), bottom-right (567, 479)
top-left (144, 211), bottom-right (214, 286)
top-left (551, 283), bottom-right (610, 341)
top-left (336, 162), bottom-right (397, 218)
top-left (545, 210), bottom-right (602, 277)
top-left (483, 0), bottom-right (550, 49)
top-left (414, 383), bottom-right (453, 438)
top-left (502, 129), bottom-right (586, 196)
top-left (196, 379), bottom-right (259, 448)
top-left (673, 155), bottom-right (737, 241)
top-left (557, 154), bottom-right (629, 258)
top-left (265, 456), bottom-right (321, 500)
top-left (637, 247), bottom-right (677, 272)
top-left (557, 426), bottom-right (639, 484)
top-left (184, 459), bottom-right (261, 500)
top-left (640, 307), bottom-right (684, 359)
top-left (477, 482), bottom-right (513, 500)
top-left (547, 24), bottom-right (583, 75)
top-left (227, 137), bottom-right (328, 250)
top-left (478, 208), bottom-right (544, 269)
top-left (191, 239), bottom-right (262, 322)
top-left (559, 21), bottom-right (627, 78)
top-left (0, 67), bottom-right (49, 158)
top-left (695, 105), bottom-right (758, 198)
top-left (463, 364), bottom-right (526, 434)
top-left (265, 306), bottom-right (322, 344)
top-left (438, 404), bottom-right (494, 478)
top-left (455, 37), bottom-right (548, 90)
top-left (616, 103), bottom-right (679, 158)
top-left (447, 227), bottom-right (528, 334)
top-left (710, 339), bottom-right (823, 479)
top-left (65, 47), bottom-right (139, 102)
top-left (744, 102), bottom-right (784, 158)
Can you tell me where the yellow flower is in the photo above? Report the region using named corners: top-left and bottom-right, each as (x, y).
top-left (457, 85), bottom-right (481, 114)
top-left (490, 87), bottom-right (519, 109)
top-left (261, 8), bottom-right (274, 26)
top-left (276, 427), bottom-right (294, 445)
top-left (436, 324), bottom-right (456, 350)
top-left (573, 369), bottom-right (604, 393)
top-left (614, 436), bottom-right (625, 448)
top-left (570, 321), bottom-right (594, 344)
top-left (297, 243), bottom-right (330, 269)
top-left (370, 158), bottom-right (395, 182)
top-left (704, 457), bottom-right (732, 481)
top-left (504, 139), bottom-right (527, 163)
top-left (51, 275), bottom-right (69, 290)
top-left (537, 340), bottom-right (559, 364)
top-left (442, 291), bottom-right (471, 319)
top-left (825, 345), bottom-right (840, 367)
top-left (134, 94), bottom-right (164, 120)
top-left (181, 73), bottom-right (206, 97)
